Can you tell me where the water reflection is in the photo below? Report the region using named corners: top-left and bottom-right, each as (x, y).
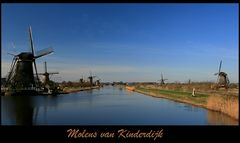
top-left (2, 95), bottom-right (60, 125)
top-left (183, 105), bottom-right (201, 112)
top-left (1, 87), bottom-right (238, 125)
top-left (207, 110), bottom-right (238, 125)
top-left (3, 96), bottom-right (34, 125)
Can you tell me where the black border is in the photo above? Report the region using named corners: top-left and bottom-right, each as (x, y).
top-left (1, 126), bottom-right (239, 142)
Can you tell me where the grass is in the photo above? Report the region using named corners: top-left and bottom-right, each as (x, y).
top-left (134, 86), bottom-right (238, 120)
top-left (136, 86), bottom-right (209, 105)
top-left (207, 95), bottom-right (239, 120)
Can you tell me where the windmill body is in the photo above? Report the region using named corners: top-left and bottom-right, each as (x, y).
top-left (88, 76), bottom-right (96, 86)
top-left (79, 78), bottom-right (84, 83)
top-left (214, 60), bottom-right (230, 89)
top-left (95, 79), bottom-right (101, 86)
top-left (7, 53), bottom-right (36, 89)
top-left (218, 72), bottom-right (229, 84)
top-left (42, 72), bottom-right (50, 84)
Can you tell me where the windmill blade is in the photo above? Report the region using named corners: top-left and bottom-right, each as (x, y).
top-left (33, 60), bottom-right (40, 85)
top-left (12, 42), bottom-right (16, 49)
top-left (7, 52), bottom-right (17, 57)
top-left (44, 61), bottom-right (47, 73)
top-left (218, 60), bottom-right (222, 73)
top-left (11, 42), bottom-right (17, 54)
top-left (38, 73), bottom-right (45, 75)
top-left (29, 26), bottom-right (36, 56)
top-left (94, 75), bottom-right (99, 79)
top-left (49, 72), bottom-right (59, 74)
top-left (214, 73), bottom-right (219, 76)
top-left (11, 42), bottom-right (18, 54)
top-left (89, 71), bottom-right (92, 77)
top-left (35, 47), bottom-right (53, 59)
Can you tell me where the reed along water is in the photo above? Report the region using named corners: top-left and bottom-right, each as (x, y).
top-left (1, 86), bottom-right (238, 125)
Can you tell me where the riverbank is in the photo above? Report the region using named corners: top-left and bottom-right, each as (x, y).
top-left (62, 86), bottom-right (100, 93)
top-left (126, 86), bottom-right (135, 91)
top-left (133, 86), bottom-right (238, 120)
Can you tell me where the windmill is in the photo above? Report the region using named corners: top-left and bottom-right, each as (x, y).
top-left (4, 26), bottom-right (53, 95)
top-left (158, 73), bottom-right (168, 86)
top-left (79, 75), bottom-right (84, 84)
top-left (214, 60), bottom-right (230, 89)
top-left (95, 78), bottom-right (101, 86)
top-left (38, 61), bottom-right (59, 85)
top-left (88, 71), bottom-right (96, 87)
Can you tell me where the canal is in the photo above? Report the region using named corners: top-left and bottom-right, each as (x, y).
top-left (1, 86), bottom-right (238, 125)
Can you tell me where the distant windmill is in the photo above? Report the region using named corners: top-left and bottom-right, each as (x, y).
top-left (38, 61), bottom-right (59, 85)
top-left (5, 26), bottom-right (53, 95)
top-left (79, 75), bottom-right (84, 83)
top-left (214, 60), bottom-right (230, 89)
top-left (88, 71), bottom-right (96, 86)
top-left (158, 73), bottom-right (168, 86)
top-left (95, 78), bottom-right (101, 86)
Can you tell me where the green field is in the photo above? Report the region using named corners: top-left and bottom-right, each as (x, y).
top-left (136, 86), bottom-right (209, 105)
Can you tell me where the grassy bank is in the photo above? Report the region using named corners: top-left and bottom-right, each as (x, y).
top-left (207, 95), bottom-right (239, 120)
top-left (134, 86), bottom-right (238, 120)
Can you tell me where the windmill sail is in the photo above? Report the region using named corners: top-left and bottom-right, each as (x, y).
top-left (49, 72), bottom-right (59, 74)
top-left (29, 26), bottom-right (40, 86)
top-left (7, 53), bottom-right (16, 56)
top-left (214, 60), bottom-right (222, 75)
top-left (218, 60), bottom-right (222, 74)
top-left (44, 61), bottom-right (47, 73)
top-left (35, 47), bottom-right (53, 59)
top-left (29, 26), bottom-right (35, 55)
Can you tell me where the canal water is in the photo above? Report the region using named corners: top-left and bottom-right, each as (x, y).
top-left (1, 86), bottom-right (238, 125)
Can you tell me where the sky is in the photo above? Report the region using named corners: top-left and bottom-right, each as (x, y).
top-left (1, 4), bottom-right (239, 83)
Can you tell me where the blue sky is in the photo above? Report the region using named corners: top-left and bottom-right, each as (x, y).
top-left (1, 4), bottom-right (239, 83)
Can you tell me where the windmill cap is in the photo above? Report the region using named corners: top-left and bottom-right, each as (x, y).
top-left (219, 72), bottom-right (227, 76)
top-left (17, 52), bottom-right (34, 60)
